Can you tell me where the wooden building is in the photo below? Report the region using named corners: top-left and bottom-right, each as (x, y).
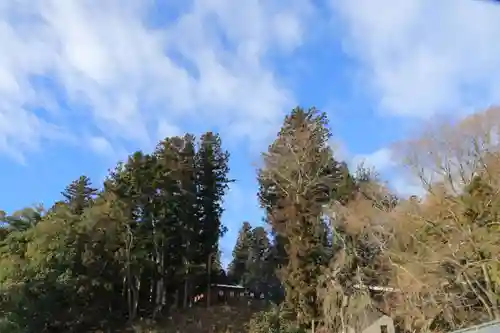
top-left (192, 283), bottom-right (268, 307)
top-left (210, 284), bottom-right (247, 304)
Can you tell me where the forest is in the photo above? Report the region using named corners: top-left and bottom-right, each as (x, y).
top-left (1, 106), bottom-right (499, 333)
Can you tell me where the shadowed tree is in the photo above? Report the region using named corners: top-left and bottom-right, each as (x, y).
top-left (228, 221), bottom-right (253, 284)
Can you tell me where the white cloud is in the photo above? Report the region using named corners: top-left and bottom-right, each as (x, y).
top-left (88, 136), bottom-right (114, 156)
top-left (331, 0), bottom-right (500, 197)
top-left (332, 0), bottom-right (500, 118)
top-left (0, 0), bottom-right (315, 162)
top-left (350, 147), bottom-right (424, 197)
top-left (391, 175), bottom-right (425, 198)
top-left (328, 138), bottom-right (350, 163)
top-left (352, 147), bottom-right (395, 171)
top-left (157, 120), bottom-right (181, 141)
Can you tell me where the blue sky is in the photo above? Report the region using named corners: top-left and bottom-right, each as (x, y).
top-left (1, 0), bottom-right (500, 266)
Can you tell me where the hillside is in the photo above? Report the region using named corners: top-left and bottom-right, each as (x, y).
top-left (127, 304), bottom-right (265, 333)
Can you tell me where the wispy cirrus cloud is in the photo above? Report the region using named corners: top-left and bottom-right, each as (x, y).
top-left (331, 0), bottom-right (500, 196)
top-left (331, 0), bottom-right (500, 119)
top-left (0, 0), bottom-right (316, 161)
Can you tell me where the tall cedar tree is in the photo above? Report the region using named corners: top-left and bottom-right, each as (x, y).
top-left (228, 222), bottom-right (281, 299)
top-left (196, 132), bottom-right (231, 275)
top-left (162, 135), bottom-right (202, 309)
top-left (245, 226), bottom-right (272, 293)
top-left (258, 106), bottom-right (346, 327)
top-left (153, 137), bottom-right (186, 311)
top-left (228, 221), bottom-right (253, 284)
top-left (107, 151), bottom-right (159, 317)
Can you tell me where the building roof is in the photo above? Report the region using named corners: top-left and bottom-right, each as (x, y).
top-left (449, 320), bottom-right (500, 333)
top-left (353, 284), bottom-right (399, 292)
top-left (357, 307), bottom-right (391, 330)
top-left (210, 283), bottom-right (245, 289)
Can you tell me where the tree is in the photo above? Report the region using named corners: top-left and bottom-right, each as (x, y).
top-left (0, 197), bottom-right (129, 332)
top-left (196, 132), bottom-right (232, 299)
top-left (61, 175), bottom-right (98, 215)
top-left (245, 226), bottom-right (272, 292)
top-left (381, 182), bottom-right (500, 332)
top-left (228, 222), bottom-right (284, 302)
top-left (0, 206), bottom-right (43, 232)
top-left (318, 176), bottom-right (394, 333)
top-left (382, 108), bottom-right (500, 331)
top-left (258, 106), bottom-right (346, 328)
top-left (228, 221), bottom-right (253, 284)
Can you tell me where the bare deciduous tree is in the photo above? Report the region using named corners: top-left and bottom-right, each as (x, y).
top-left (392, 107), bottom-right (500, 194)
top-left (318, 175), bottom-right (394, 333)
top-left (384, 107), bottom-right (500, 332)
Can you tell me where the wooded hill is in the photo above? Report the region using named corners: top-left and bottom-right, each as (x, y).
top-left (1, 106), bottom-right (500, 333)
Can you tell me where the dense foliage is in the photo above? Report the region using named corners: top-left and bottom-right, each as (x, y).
top-left (0, 132), bottom-right (231, 332)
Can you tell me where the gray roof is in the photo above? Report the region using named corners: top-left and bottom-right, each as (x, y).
top-left (210, 283), bottom-right (245, 289)
top-left (450, 320), bottom-right (500, 333)
top-left (355, 307), bottom-right (389, 331)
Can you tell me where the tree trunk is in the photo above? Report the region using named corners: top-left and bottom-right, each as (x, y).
top-left (207, 253), bottom-right (212, 307)
top-left (132, 275), bottom-right (141, 320)
top-left (183, 277), bottom-right (189, 309)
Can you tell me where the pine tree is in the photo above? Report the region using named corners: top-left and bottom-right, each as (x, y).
top-left (61, 175), bottom-right (98, 215)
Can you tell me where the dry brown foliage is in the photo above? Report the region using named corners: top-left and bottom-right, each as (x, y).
top-left (392, 106), bottom-right (500, 194)
top-left (321, 108), bottom-right (500, 333)
top-left (319, 180), bottom-right (394, 333)
top-left (385, 108), bottom-right (500, 332)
